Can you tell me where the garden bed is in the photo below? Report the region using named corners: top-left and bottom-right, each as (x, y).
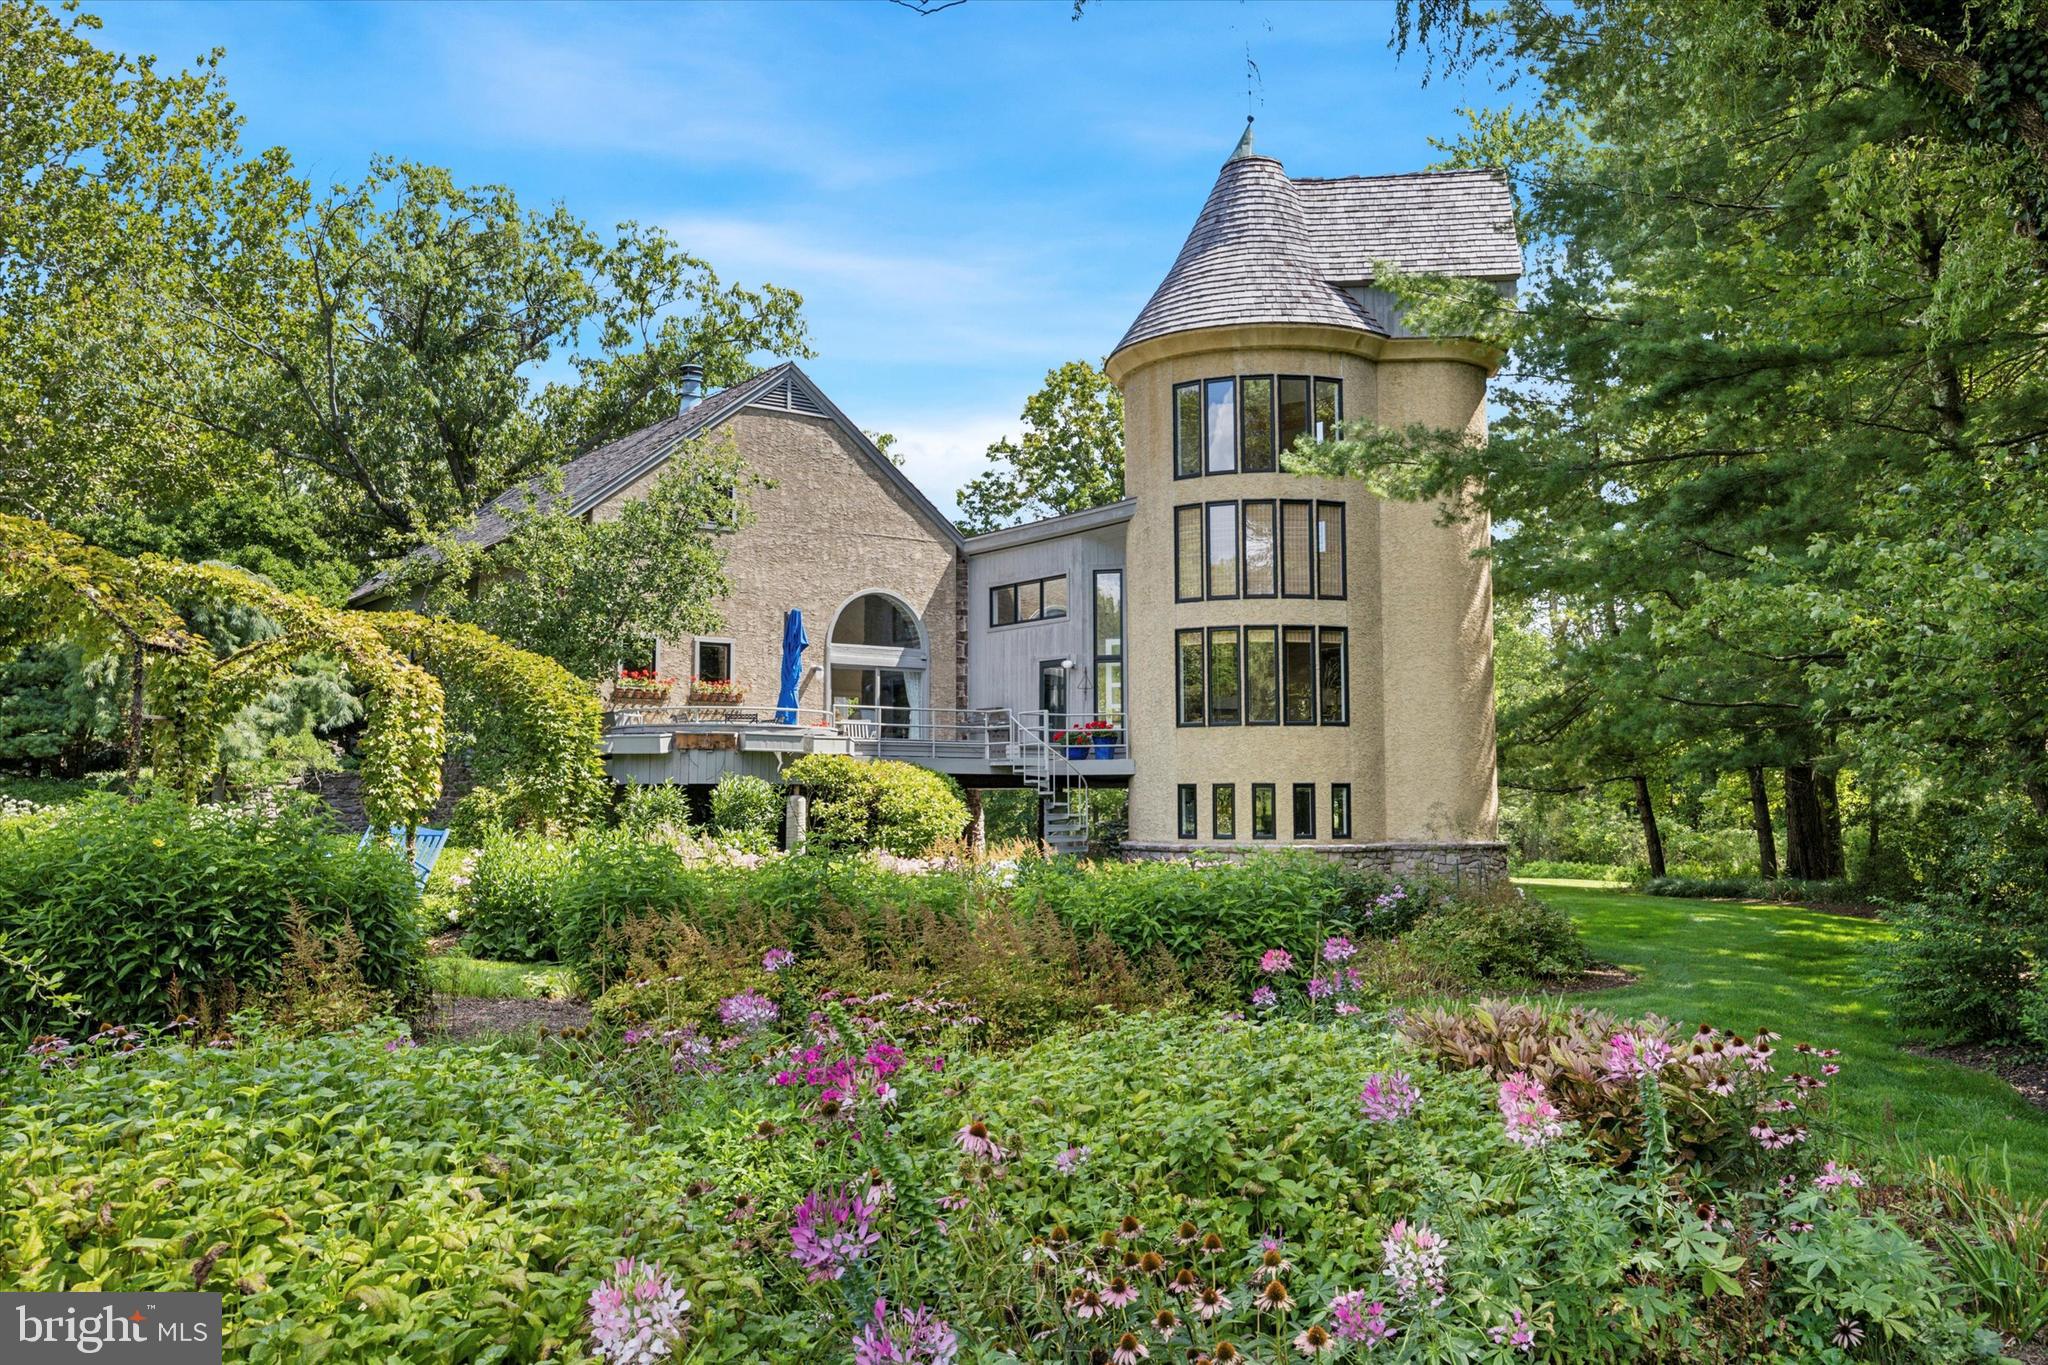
top-left (426, 995), bottom-right (591, 1039)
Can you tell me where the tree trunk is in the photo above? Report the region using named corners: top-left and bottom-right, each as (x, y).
top-left (1632, 773), bottom-right (1667, 880)
top-left (1747, 765), bottom-right (1779, 879)
top-left (1783, 765), bottom-right (1828, 880)
top-left (1815, 768), bottom-right (1846, 879)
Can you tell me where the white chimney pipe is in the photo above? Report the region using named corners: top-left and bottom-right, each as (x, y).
top-left (678, 363), bottom-right (705, 415)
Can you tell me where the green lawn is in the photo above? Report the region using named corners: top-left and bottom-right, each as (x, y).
top-left (1531, 879), bottom-right (2048, 1195)
top-left (423, 954), bottom-right (574, 1000)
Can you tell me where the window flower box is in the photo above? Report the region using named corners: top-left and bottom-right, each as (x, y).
top-left (613, 669), bottom-right (674, 703)
top-left (687, 676), bottom-right (747, 705)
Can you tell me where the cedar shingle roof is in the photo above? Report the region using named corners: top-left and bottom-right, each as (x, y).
top-left (348, 360), bottom-right (968, 604)
top-left (1113, 135), bottom-right (1521, 358)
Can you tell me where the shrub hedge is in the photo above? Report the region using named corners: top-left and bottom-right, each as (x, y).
top-left (780, 754), bottom-right (968, 856)
top-left (707, 773), bottom-right (781, 850)
top-left (0, 793), bottom-right (423, 1026)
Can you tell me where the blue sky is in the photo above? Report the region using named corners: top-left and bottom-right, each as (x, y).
top-left (92, 0), bottom-right (1490, 518)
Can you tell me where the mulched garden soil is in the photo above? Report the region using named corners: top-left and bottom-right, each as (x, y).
top-left (426, 995), bottom-right (592, 1040)
top-left (1543, 963), bottom-right (1639, 994)
top-left (1910, 1041), bottom-right (2048, 1116)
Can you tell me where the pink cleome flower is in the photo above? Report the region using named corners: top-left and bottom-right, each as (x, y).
top-left (587, 1257), bottom-right (691, 1363)
top-left (852, 1297), bottom-right (958, 1365)
top-left (1382, 1218), bottom-right (1449, 1306)
top-left (788, 1187), bottom-right (880, 1283)
top-left (1260, 948), bottom-right (1296, 975)
top-left (718, 990), bottom-right (779, 1031)
top-left (761, 948), bottom-right (796, 973)
top-left (1497, 1072), bottom-right (1565, 1149)
top-left (1329, 1290), bottom-right (1396, 1347)
top-left (1359, 1071), bottom-right (1420, 1123)
top-left (1814, 1160), bottom-right (1866, 1190)
top-left (1322, 935), bottom-right (1356, 963)
top-left (1250, 985), bottom-right (1279, 1010)
top-left (1602, 1031), bottom-right (1672, 1082)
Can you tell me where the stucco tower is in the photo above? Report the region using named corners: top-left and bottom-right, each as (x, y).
top-left (1106, 126), bottom-right (1519, 881)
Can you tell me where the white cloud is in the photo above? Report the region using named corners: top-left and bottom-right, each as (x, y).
top-left (882, 410), bottom-right (1021, 520)
top-left (417, 8), bottom-right (922, 190)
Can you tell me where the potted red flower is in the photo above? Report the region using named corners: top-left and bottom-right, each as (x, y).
top-left (687, 676), bottom-right (747, 705)
top-left (613, 668), bottom-right (675, 702)
top-left (1082, 718), bottom-right (1120, 758)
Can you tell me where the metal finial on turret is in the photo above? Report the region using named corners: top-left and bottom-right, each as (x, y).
top-left (1228, 116), bottom-right (1256, 162)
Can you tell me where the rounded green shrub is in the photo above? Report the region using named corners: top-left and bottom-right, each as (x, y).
top-left (1399, 886), bottom-right (1587, 989)
top-left (617, 782), bottom-right (693, 837)
top-left (459, 831), bottom-right (572, 962)
top-left (708, 773), bottom-right (782, 850)
top-left (781, 754), bottom-right (967, 856)
top-left (0, 793), bottom-right (422, 1025)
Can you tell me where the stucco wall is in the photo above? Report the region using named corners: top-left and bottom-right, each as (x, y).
top-left (1112, 326), bottom-right (1498, 851)
top-left (586, 406), bottom-right (964, 719)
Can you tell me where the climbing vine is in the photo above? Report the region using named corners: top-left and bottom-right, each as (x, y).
top-left (0, 515), bottom-right (604, 834)
top-left (371, 613), bottom-right (607, 830)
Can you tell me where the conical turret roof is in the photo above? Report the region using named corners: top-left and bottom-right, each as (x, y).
top-left (1113, 129), bottom-right (1523, 359)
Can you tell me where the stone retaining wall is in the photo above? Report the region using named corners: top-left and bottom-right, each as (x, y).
top-left (1121, 839), bottom-right (1509, 887)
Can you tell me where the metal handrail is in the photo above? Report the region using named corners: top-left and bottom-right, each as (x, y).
top-left (1020, 709), bottom-right (1129, 760)
top-left (599, 703), bottom-right (1092, 849)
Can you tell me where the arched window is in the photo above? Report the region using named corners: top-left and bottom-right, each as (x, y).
top-left (831, 593), bottom-right (923, 648)
top-left (827, 591), bottom-right (928, 737)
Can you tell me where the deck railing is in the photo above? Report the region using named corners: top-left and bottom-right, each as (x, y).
top-left (1020, 709), bottom-right (1128, 760)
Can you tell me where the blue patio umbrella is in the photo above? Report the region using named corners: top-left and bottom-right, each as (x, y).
top-left (775, 608), bottom-right (809, 723)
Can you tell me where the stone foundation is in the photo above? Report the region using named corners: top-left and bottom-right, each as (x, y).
top-left (1121, 840), bottom-right (1509, 887)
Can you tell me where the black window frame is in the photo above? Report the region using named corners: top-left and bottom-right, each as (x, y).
top-left (1318, 626), bottom-right (1350, 727)
top-left (1177, 783), bottom-right (1199, 839)
top-left (1282, 624), bottom-right (1317, 726)
top-left (1173, 504), bottom-right (1204, 603)
top-left (1277, 374), bottom-right (1312, 457)
top-left (1331, 783), bottom-right (1353, 839)
top-left (1314, 377), bottom-right (1343, 442)
top-left (1204, 500), bottom-right (1240, 601)
top-left (1206, 625), bottom-right (1242, 727)
top-left (1203, 376), bottom-right (1238, 475)
top-left (1092, 568), bottom-right (1124, 725)
top-left (1175, 628), bottom-right (1206, 728)
top-left (988, 574), bottom-right (1067, 629)
top-left (1251, 782), bottom-right (1277, 840)
top-left (1280, 498), bottom-right (1316, 599)
top-left (1315, 501), bottom-right (1347, 601)
top-left (1243, 624), bottom-right (1279, 726)
top-left (1211, 783), bottom-right (1236, 840)
top-left (1240, 499), bottom-right (1277, 599)
top-left (1173, 381), bottom-right (1203, 480)
top-left (1292, 782), bottom-right (1316, 840)
top-left (1239, 374), bottom-right (1277, 474)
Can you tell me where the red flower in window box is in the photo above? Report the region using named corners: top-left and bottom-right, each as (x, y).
top-left (686, 676), bottom-right (747, 704)
top-left (612, 668), bottom-right (676, 702)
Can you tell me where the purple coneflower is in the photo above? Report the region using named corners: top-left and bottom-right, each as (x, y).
top-left (955, 1119), bottom-right (1008, 1163)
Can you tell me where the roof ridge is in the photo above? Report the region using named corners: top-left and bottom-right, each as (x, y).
top-left (1290, 167), bottom-right (1508, 185)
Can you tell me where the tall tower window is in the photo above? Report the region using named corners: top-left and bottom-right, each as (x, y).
top-left (1174, 505), bottom-right (1203, 602)
top-left (1205, 502), bottom-right (1239, 599)
top-left (1331, 783), bottom-right (1353, 839)
top-left (1314, 378), bottom-right (1342, 440)
top-left (1318, 627), bottom-right (1349, 725)
top-left (1315, 502), bottom-right (1347, 599)
top-left (1240, 376), bottom-right (1276, 473)
top-left (1251, 783), bottom-right (1277, 839)
top-left (1206, 626), bottom-right (1242, 726)
top-left (1173, 383), bottom-right (1202, 479)
top-left (1278, 375), bottom-right (1311, 453)
top-left (1212, 784), bottom-right (1237, 839)
top-left (1280, 501), bottom-right (1314, 598)
top-left (1176, 629), bottom-right (1206, 726)
top-left (1204, 378), bottom-right (1237, 474)
top-left (1244, 626), bottom-right (1279, 725)
top-left (1293, 783), bottom-right (1317, 839)
top-left (1282, 626), bottom-right (1316, 725)
top-left (1242, 501), bottom-right (1277, 597)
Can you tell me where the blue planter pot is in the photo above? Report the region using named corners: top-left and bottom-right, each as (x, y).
top-left (1066, 744), bottom-right (1087, 759)
top-left (1092, 740), bottom-right (1116, 758)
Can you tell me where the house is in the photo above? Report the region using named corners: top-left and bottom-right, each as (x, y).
top-left (368, 127), bottom-right (1520, 877)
